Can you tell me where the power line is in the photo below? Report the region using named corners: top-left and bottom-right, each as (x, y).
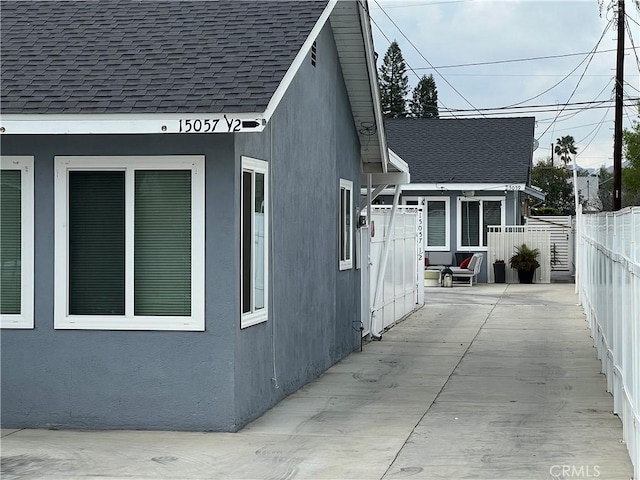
top-left (538, 19), bottom-right (614, 139)
top-left (373, 0), bottom-right (486, 117)
top-left (446, 98), bottom-right (632, 113)
top-left (439, 101), bottom-right (636, 118)
top-left (366, 5), bottom-right (458, 117)
top-left (625, 80), bottom-right (640, 93)
top-left (535, 79), bottom-right (615, 125)
top-left (625, 17), bottom-right (640, 72)
top-left (370, 0), bottom-right (471, 9)
top-left (409, 47), bottom-right (635, 71)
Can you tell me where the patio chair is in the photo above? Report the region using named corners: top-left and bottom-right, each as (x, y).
top-left (449, 253), bottom-right (483, 286)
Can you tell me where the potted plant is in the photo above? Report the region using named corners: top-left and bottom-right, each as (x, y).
top-left (493, 259), bottom-right (506, 284)
top-left (509, 244), bottom-right (540, 284)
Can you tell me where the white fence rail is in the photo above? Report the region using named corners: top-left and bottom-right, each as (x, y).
top-left (486, 226), bottom-right (551, 283)
top-left (577, 207), bottom-right (640, 479)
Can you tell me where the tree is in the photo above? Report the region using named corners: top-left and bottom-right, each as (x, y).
top-left (410, 74), bottom-right (439, 118)
top-left (622, 103), bottom-right (640, 206)
top-left (531, 158), bottom-right (575, 214)
top-left (379, 41), bottom-right (409, 118)
top-left (554, 135), bottom-right (577, 166)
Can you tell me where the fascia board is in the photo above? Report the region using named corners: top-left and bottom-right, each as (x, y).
top-left (1, 113), bottom-right (265, 135)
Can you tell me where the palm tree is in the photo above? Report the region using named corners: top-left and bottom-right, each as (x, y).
top-left (554, 135), bottom-right (577, 166)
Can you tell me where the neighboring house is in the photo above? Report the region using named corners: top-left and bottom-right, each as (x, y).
top-left (0, 0), bottom-right (401, 431)
top-left (570, 175), bottom-right (601, 212)
top-left (383, 117), bottom-right (545, 282)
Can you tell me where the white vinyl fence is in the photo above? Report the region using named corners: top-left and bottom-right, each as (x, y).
top-left (486, 226), bottom-right (551, 283)
top-left (362, 206), bottom-right (422, 337)
top-left (577, 206), bottom-right (640, 478)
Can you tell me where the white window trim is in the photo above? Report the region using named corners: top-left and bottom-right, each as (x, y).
top-left (339, 179), bottom-right (353, 271)
top-left (456, 196), bottom-right (505, 251)
top-left (54, 156), bottom-right (205, 331)
top-left (241, 156), bottom-right (269, 329)
top-left (0, 156), bottom-right (34, 329)
top-left (405, 196), bottom-right (451, 252)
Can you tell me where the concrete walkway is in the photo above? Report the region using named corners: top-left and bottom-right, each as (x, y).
top-left (1, 284), bottom-right (633, 479)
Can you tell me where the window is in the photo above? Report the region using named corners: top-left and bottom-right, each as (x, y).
top-left (0, 156), bottom-right (34, 329)
top-left (54, 156), bottom-right (204, 330)
top-left (457, 196), bottom-right (505, 250)
top-left (403, 196), bottom-right (450, 251)
top-left (241, 157), bottom-right (269, 328)
top-left (339, 179), bottom-right (353, 270)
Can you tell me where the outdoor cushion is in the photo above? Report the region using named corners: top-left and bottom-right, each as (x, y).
top-left (459, 257), bottom-right (472, 269)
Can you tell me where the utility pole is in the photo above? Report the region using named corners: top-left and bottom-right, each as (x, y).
top-left (613, 0), bottom-right (625, 211)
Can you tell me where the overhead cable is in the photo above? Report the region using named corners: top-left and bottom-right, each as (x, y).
top-left (373, 0), bottom-right (486, 117)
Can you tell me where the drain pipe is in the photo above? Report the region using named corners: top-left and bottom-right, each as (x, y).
top-left (370, 184), bottom-right (401, 339)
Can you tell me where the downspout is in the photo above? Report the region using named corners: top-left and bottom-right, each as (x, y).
top-left (370, 184), bottom-right (401, 339)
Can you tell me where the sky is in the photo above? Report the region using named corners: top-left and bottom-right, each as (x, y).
top-left (370, 0), bottom-right (640, 170)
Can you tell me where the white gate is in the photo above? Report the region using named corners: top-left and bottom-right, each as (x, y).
top-left (487, 225), bottom-right (551, 283)
top-left (360, 207), bottom-right (422, 337)
top-left (526, 216), bottom-right (573, 271)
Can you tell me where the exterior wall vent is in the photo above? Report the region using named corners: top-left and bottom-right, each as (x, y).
top-left (311, 41), bottom-right (317, 67)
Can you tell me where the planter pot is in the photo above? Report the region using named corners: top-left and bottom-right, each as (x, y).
top-left (517, 268), bottom-right (536, 284)
top-left (493, 263), bottom-right (506, 283)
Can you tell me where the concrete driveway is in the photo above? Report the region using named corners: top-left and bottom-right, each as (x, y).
top-left (1, 284), bottom-right (633, 479)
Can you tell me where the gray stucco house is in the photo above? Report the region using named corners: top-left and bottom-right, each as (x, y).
top-left (383, 117), bottom-right (545, 282)
top-left (0, 0), bottom-right (397, 431)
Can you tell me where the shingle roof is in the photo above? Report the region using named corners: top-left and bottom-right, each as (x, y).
top-left (384, 117), bottom-right (536, 184)
top-left (0, 0), bottom-right (328, 114)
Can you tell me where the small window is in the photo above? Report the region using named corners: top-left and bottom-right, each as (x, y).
top-left (241, 157), bottom-right (269, 328)
top-left (0, 156), bottom-right (34, 329)
top-left (457, 196), bottom-right (505, 250)
top-left (403, 196), bottom-right (450, 251)
top-left (311, 41), bottom-right (317, 67)
top-left (54, 156), bottom-right (205, 331)
top-left (339, 179), bottom-right (353, 270)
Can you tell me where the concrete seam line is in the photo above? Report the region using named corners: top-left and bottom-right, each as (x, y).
top-left (378, 288), bottom-right (504, 480)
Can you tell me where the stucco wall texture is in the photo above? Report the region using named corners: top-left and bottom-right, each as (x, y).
top-left (0, 23), bottom-right (361, 431)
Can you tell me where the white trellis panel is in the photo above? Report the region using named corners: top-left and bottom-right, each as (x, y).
top-left (487, 226), bottom-right (551, 284)
top-left (525, 216), bottom-right (573, 271)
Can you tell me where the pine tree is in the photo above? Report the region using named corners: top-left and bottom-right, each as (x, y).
top-left (379, 41), bottom-right (409, 118)
top-left (410, 74), bottom-right (439, 118)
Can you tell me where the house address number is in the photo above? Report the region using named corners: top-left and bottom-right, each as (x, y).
top-left (179, 116), bottom-right (240, 133)
top-left (178, 115), bottom-right (262, 134)
top-left (506, 184), bottom-right (524, 191)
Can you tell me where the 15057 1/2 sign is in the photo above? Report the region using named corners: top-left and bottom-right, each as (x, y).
top-left (177, 115), bottom-right (263, 134)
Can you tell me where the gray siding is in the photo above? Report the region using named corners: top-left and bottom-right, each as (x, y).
top-left (1, 134), bottom-right (238, 431)
top-left (232, 23), bottom-right (361, 427)
top-left (0, 24), bottom-right (362, 431)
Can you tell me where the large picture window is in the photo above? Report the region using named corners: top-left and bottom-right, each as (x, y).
top-left (457, 196), bottom-right (505, 250)
top-left (0, 156), bottom-right (34, 329)
top-left (55, 156), bottom-right (204, 330)
top-left (339, 179), bottom-right (353, 270)
top-left (241, 157), bottom-right (269, 328)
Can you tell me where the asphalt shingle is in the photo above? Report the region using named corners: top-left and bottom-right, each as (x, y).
top-left (384, 117), bottom-right (536, 184)
top-left (1, 0), bottom-right (328, 114)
